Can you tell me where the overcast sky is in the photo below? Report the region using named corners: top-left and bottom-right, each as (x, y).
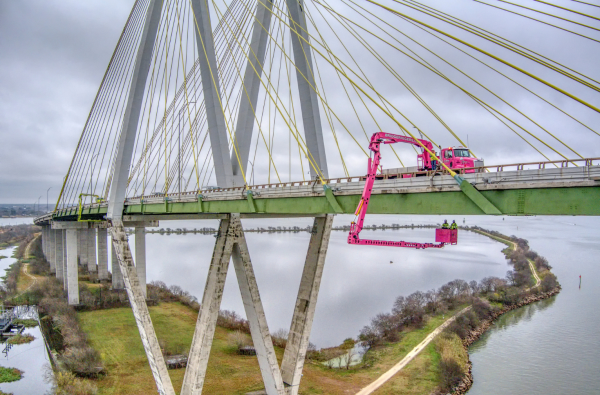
top-left (1, 0), bottom-right (598, 204)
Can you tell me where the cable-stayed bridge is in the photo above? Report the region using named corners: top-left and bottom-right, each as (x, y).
top-left (34, 0), bottom-right (599, 394)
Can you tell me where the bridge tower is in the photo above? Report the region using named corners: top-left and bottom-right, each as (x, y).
top-left (96, 0), bottom-right (333, 394)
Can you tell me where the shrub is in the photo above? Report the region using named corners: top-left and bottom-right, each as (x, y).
top-left (541, 273), bottom-right (558, 292)
top-left (271, 328), bottom-right (288, 349)
top-left (217, 310), bottom-right (250, 334)
top-left (7, 334), bottom-right (34, 345)
top-left (439, 358), bottom-right (464, 392)
top-left (228, 331), bottom-right (252, 351)
top-left (0, 366), bottom-right (22, 383)
top-left (52, 371), bottom-right (98, 395)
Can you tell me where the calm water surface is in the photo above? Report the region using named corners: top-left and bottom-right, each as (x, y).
top-left (467, 216), bottom-right (600, 395)
top-left (132, 215), bottom-right (512, 347)
top-left (0, 326), bottom-right (53, 395)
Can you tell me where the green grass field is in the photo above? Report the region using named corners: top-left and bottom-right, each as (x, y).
top-left (77, 302), bottom-right (461, 395)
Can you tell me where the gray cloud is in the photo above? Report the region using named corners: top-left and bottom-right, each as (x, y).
top-left (1, 0), bottom-right (598, 203)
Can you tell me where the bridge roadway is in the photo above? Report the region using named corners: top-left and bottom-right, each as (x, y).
top-left (36, 159), bottom-right (600, 226)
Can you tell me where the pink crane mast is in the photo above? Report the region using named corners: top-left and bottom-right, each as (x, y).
top-left (347, 132), bottom-right (457, 249)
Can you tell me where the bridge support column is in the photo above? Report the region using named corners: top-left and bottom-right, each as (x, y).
top-left (98, 228), bottom-right (109, 281)
top-left (41, 226), bottom-right (46, 258)
top-left (281, 215), bottom-right (334, 393)
top-left (87, 228), bottom-right (97, 273)
top-left (111, 239), bottom-right (124, 289)
top-left (135, 227), bottom-right (147, 298)
top-left (109, 220), bottom-right (175, 395)
top-left (231, 218), bottom-right (286, 395)
top-left (66, 229), bottom-right (79, 305)
top-left (182, 214), bottom-right (285, 395)
top-left (79, 228), bottom-right (88, 268)
top-left (48, 228), bottom-right (56, 274)
top-left (181, 217), bottom-right (234, 395)
top-left (55, 229), bottom-right (64, 283)
top-left (62, 230), bottom-right (68, 290)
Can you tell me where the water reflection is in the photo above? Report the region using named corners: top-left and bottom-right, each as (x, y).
top-left (129, 215), bottom-right (511, 347)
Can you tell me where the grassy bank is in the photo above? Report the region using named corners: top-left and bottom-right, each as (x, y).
top-left (77, 301), bottom-right (468, 395)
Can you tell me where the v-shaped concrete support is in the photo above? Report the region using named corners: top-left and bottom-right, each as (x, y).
top-left (116, 214), bottom-right (334, 395)
top-left (110, 220), bottom-right (176, 395)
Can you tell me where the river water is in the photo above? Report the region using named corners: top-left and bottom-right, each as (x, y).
top-left (466, 216), bottom-right (600, 395)
top-left (138, 215), bottom-right (512, 347)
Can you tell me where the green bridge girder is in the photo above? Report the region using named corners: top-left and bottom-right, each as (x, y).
top-left (52, 186), bottom-right (600, 222)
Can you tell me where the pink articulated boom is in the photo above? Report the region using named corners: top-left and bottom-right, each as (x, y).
top-left (348, 132), bottom-right (458, 249)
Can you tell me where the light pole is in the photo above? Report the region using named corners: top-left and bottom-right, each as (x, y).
top-left (46, 187), bottom-right (52, 213)
top-left (36, 196), bottom-right (42, 214)
top-left (178, 101), bottom-right (195, 195)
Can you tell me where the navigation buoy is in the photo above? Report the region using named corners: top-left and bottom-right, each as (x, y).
top-left (579, 275), bottom-right (582, 289)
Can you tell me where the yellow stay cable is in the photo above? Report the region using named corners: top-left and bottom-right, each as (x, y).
top-left (534, 0), bottom-right (600, 21)
top-left (325, 1), bottom-right (571, 162)
top-left (497, 0), bottom-right (600, 31)
top-left (346, 0), bottom-right (585, 159)
top-left (188, 0), bottom-right (249, 187)
top-left (253, 1), bottom-right (456, 176)
top-left (406, 0), bottom-right (600, 86)
top-left (212, 0), bottom-right (283, 183)
top-left (366, 0), bottom-right (600, 114)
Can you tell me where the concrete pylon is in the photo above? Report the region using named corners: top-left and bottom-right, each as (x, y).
top-left (281, 215), bottom-right (334, 393)
top-left (111, 239), bottom-right (124, 289)
top-left (135, 227), bottom-right (147, 297)
top-left (63, 230), bottom-right (67, 290)
top-left (98, 228), bottom-right (109, 280)
top-left (41, 226), bottom-right (46, 258)
top-left (79, 228), bottom-right (88, 268)
top-left (231, 220), bottom-right (286, 395)
top-left (87, 228), bottom-right (97, 273)
top-left (181, 217), bottom-right (235, 395)
top-left (55, 229), bottom-right (64, 283)
top-left (48, 228), bottom-right (56, 274)
top-left (66, 229), bottom-right (79, 305)
top-left (110, 220), bottom-right (175, 395)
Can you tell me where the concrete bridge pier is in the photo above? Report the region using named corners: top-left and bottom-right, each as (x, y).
top-left (54, 229), bottom-right (64, 284)
top-left (181, 214), bottom-right (334, 395)
top-left (87, 228), bottom-right (97, 273)
top-left (109, 220), bottom-right (175, 395)
top-left (79, 228), bottom-right (89, 269)
top-left (134, 227), bottom-right (147, 297)
top-left (111, 238), bottom-right (125, 290)
top-left (97, 228), bottom-right (109, 280)
top-left (41, 226), bottom-right (46, 258)
top-left (66, 229), bottom-right (79, 305)
top-left (47, 228), bottom-right (56, 274)
top-left (281, 215), bottom-right (334, 394)
top-left (62, 230), bottom-right (68, 290)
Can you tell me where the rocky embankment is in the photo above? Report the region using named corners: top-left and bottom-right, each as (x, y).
top-left (451, 286), bottom-right (562, 395)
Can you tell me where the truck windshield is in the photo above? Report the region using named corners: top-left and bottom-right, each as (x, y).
top-left (453, 149), bottom-right (471, 157)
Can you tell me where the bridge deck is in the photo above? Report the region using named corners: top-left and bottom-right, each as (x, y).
top-left (37, 163), bottom-right (600, 225)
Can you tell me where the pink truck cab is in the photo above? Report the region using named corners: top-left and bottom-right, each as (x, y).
top-left (440, 147), bottom-right (484, 173)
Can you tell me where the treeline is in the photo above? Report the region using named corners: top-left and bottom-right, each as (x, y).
top-left (0, 224), bottom-right (39, 248)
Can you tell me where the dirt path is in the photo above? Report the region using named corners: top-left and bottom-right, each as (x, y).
top-left (527, 259), bottom-right (541, 288)
top-left (355, 306), bottom-right (471, 395)
top-left (475, 230), bottom-right (540, 289)
top-left (13, 235), bottom-right (42, 297)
